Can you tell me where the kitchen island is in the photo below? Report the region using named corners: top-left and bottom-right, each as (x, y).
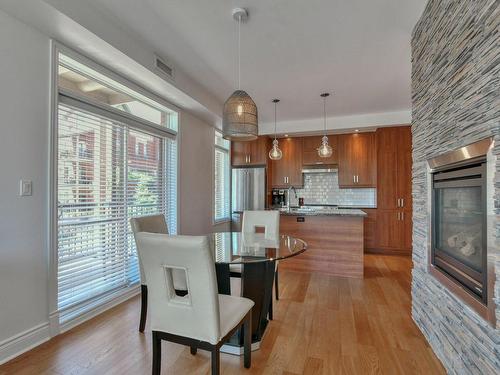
top-left (277, 207), bottom-right (367, 278)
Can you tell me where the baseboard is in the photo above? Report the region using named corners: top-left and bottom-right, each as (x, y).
top-left (0, 286), bottom-right (140, 366)
top-left (0, 322), bottom-right (50, 365)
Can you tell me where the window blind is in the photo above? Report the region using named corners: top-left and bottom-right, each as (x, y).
top-left (214, 132), bottom-right (230, 222)
top-left (57, 102), bottom-right (177, 312)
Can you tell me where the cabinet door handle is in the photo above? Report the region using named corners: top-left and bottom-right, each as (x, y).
top-left (356, 175), bottom-right (359, 183)
top-left (401, 198), bottom-right (404, 207)
top-left (401, 212), bottom-right (404, 221)
top-left (353, 175), bottom-right (356, 183)
top-left (248, 154), bottom-right (251, 163)
top-left (286, 176), bottom-right (289, 184)
top-left (283, 176), bottom-right (286, 184)
top-left (397, 212), bottom-right (400, 221)
top-left (397, 198), bottom-right (400, 207)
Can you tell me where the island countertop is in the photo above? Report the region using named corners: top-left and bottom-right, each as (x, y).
top-left (274, 207), bottom-right (367, 217)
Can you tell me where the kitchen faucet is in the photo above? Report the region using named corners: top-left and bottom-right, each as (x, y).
top-left (286, 186), bottom-right (298, 209)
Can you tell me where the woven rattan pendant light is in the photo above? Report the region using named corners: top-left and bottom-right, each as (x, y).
top-left (222, 8), bottom-right (258, 141)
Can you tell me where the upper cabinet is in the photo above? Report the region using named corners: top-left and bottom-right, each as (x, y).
top-left (231, 137), bottom-right (270, 166)
top-left (271, 137), bottom-right (303, 187)
top-left (377, 127), bottom-right (412, 210)
top-left (337, 133), bottom-right (377, 188)
top-left (302, 135), bottom-right (338, 166)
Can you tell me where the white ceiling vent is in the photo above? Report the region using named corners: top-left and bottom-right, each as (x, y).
top-left (154, 55), bottom-right (174, 81)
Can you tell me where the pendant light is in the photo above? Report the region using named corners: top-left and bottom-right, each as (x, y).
top-left (269, 99), bottom-right (282, 160)
top-left (222, 8), bottom-right (258, 141)
top-left (317, 92), bottom-right (333, 158)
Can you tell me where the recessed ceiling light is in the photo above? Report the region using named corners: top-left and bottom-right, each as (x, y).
top-left (355, 129), bottom-right (359, 132)
top-left (284, 134), bottom-right (289, 137)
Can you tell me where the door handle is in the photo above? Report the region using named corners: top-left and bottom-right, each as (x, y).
top-left (356, 175), bottom-right (359, 183)
top-left (397, 198), bottom-right (400, 207)
top-left (401, 198), bottom-right (404, 207)
top-left (353, 175), bottom-right (356, 183)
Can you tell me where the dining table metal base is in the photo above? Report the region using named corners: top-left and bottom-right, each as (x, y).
top-left (215, 260), bottom-right (276, 356)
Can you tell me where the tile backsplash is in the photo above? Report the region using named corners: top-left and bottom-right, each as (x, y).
top-left (291, 171), bottom-right (376, 207)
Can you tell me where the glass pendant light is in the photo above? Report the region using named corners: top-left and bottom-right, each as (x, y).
top-left (317, 92), bottom-right (333, 158)
top-left (269, 99), bottom-right (282, 160)
top-left (222, 8), bottom-right (258, 141)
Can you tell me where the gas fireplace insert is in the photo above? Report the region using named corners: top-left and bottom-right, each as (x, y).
top-left (431, 160), bottom-right (487, 303)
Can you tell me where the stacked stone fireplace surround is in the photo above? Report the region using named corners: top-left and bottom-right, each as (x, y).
top-left (411, 0), bottom-right (499, 373)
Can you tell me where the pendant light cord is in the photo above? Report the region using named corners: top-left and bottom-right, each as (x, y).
top-left (323, 96), bottom-right (327, 134)
top-left (238, 15), bottom-right (241, 90)
top-left (274, 101), bottom-right (277, 140)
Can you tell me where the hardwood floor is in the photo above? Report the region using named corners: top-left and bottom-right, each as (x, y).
top-left (0, 255), bottom-right (445, 374)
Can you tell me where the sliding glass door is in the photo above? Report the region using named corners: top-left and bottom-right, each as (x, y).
top-left (55, 51), bottom-right (178, 322)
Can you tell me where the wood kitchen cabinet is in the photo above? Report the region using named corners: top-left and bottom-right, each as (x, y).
top-left (375, 126), bottom-right (412, 254)
top-left (338, 133), bottom-right (376, 188)
top-left (271, 137), bottom-right (303, 187)
top-left (231, 137), bottom-right (270, 166)
top-left (302, 135), bottom-right (338, 166)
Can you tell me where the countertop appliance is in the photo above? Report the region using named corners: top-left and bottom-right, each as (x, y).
top-left (272, 189), bottom-right (287, 207)
top-left (231, 167), bottom-right (266, 231)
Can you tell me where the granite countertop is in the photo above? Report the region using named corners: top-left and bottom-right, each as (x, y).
top-left (277, 208), bottom-right (367, 217)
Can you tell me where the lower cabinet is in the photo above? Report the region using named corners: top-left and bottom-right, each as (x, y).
top-left (375, 209), bottom-right (412, 254)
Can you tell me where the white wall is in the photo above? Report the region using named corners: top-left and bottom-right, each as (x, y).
top-left (0, 8), bottom-right (223, 363)
top-left (179, 111), bottom-right (230, 235)
top-left (0, 9), bottom-right (51, 356)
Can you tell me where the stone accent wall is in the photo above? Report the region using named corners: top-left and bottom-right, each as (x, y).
top-left (411, 0), bottom-right (500, 374)
top-left (293, 171), bottom-right (376, 207)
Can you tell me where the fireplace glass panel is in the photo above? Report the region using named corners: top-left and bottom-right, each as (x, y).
top-left (435, 187), bottom-right (483, 272)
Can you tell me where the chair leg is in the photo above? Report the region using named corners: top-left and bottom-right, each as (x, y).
top-left (243, 312), bottom-right (252, 369)
top-left (268, 297), bottom-right (273, 320)
top-left (275, 269), bottom-right (279, 301)
top-left (190, 346), bottom-right (197, 355)
top-left (211, 347), bottom-right (220, 375)
top-left (152, 331), bottom-right (161, 375)
top-left (140, 285), bottom-right (148, 333)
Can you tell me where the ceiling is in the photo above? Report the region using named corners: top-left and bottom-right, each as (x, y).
top-left (74, 0), bottom-right (427, 127)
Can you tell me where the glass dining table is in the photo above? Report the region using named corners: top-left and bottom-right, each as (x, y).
top-left (209, 232), bottom-right (307, 355)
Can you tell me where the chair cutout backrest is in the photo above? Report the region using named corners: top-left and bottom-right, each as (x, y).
top-left (242, 210), bottom-right (279, 237)
top-left (135, 233), bottom-right (221, 344)
top-left (130, 215), bottom-right (168, 285)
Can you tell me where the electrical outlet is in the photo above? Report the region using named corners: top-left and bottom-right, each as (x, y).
top-left (19, 180), bottom-right (32, 196)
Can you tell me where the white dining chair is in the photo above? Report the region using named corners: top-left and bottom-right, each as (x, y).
top-left (135, 232), bottom-right (253, 375)
top-left (130, 214), bottom-right (187, 332)
top-left (231, 210), bottom-right (280, 319)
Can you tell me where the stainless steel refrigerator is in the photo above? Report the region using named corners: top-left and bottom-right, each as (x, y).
top-left (231, 167), bottom-right (266, 231)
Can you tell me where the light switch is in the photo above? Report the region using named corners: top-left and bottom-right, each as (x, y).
top-left (20, 180), bottom-right (32, 196)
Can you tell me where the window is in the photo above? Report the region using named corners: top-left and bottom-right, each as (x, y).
top-left (214, 131), bottom-right (230, 222)
top-left (56, 50), bottom-right (178, 321)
